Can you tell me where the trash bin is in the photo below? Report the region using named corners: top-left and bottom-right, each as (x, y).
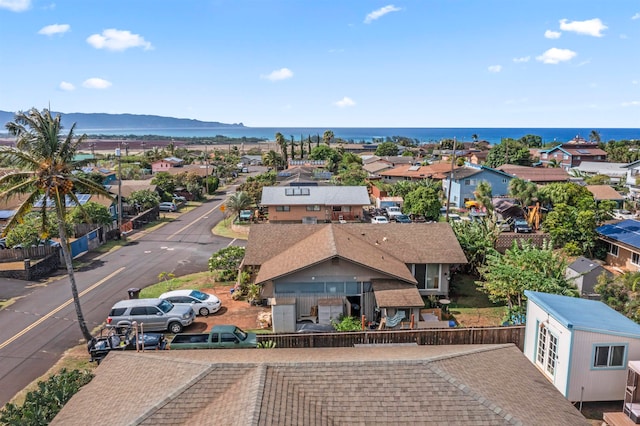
top-left (127, 288), bottom-right (141, 299)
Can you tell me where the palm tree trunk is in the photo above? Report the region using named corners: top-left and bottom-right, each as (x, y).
top-left (56, 206), bottom-right (92, 342)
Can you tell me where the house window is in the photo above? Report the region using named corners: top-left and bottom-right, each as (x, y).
top-left (464, 179), bottom-right (470, 185)
top-left (275, 206), bottom-right (290, 212)
top-left (633, 253), bottom-right (640, 266)
top-left (563, 154), bottom-right (569, 160)
top-left (593, 344), bottom-right (626, 368)
top-left (609, 244), bottom-right (619, 257)
top-left (502, 178), bottom-right (508, 184)
top-left (412, 264), bottom-right (440, 290)
top-left (306, 205), bottom-right (321, 211)
top-left (542, 153), bottom-right (548, 159)
top-left (536, 323), bottom-right (558, 378)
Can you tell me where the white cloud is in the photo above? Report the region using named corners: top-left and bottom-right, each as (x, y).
top-left (82, 78), bottom-right (112, 89)
top-left (488, 65), bottom-right (502, 73)
top-left (544, 30), bottom-right (562, 39)
top-left (86, 29), bottom-right (153, 51)
top-left (577, 59), bottom-right (591, 67)
top-left (334, 97), bottom-right (355, 108)
top-left (260, 68), bottom-right (293, 81)
top-left (536, 48), bottom-right (577, 64)
top-left (632, 13), bottom-right (640, 20)
top-left (513, 56), bottom-right (530, 63)
top-left (364, 5), bottom-right (401, 24)
top-left (622, 101), bottom-right (640, 107)
top-left (559, 18), bottom-right (607, 37)
top-left (0, 0), bottom-right (30, 12)
top-left (59, 81), bottom-right (75, 91)
top-left (38, 24), bottom-right (70, 36)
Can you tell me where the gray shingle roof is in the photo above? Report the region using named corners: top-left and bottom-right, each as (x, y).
top-left (261, 186), bottom-right (370, 206)
top-left (52, 345), bottom-right (588, 425)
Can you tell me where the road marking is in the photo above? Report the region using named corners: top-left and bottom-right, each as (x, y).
top-left (166, 198), bottom-right (229, 240)
top-left (0, 267), bottom-right (125, 351)
top-left (227, 238), bottom-right (237, 247)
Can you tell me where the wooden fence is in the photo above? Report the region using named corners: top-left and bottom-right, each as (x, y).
top-left (0, 245), bottom-right (58, 261)
top-left (257, 325), bottom-right (525, 351)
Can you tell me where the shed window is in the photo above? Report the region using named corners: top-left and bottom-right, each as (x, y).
top-left (594, 345), bottom-right (625, 368)
top-left (536, 323), bottom-right (558, 378)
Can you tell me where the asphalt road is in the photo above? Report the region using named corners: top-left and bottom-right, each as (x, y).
top-left (0, 186), bottom-right (245, 405)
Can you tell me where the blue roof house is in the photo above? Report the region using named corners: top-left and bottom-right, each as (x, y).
top-left (524, 290), bottom-right (640, 402)
top-left (441, 164), bottom-right (513, 208)
top-left (596, 219), bottom-right (640, 273)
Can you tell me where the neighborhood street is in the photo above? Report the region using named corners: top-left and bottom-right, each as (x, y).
top-left (0, 188), bottom-right (244, 406)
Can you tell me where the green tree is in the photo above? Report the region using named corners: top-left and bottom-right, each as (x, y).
top-left (476, 240), bottom-right (578, 315)
top-left (584, 174), bottom-right (610, 185)
top-left (275, 132), bottom-right (288, 163)
top-left (323, 130), bottom-right (334, 146)
top-left (69, 201), bottom-right (113, 225)
top-left (151, 172), bottom-right (176, 200)
top-left (226, 191), bottom-right (253, 218)
top-left (508, 177), bottom-right (538, 207)
top-left (403, 186), bottom-right (442, 221)
top-left (309, 145), bottom-right (340, 162)
top-left (208, 246), bottom-right (246, 281)
top-left (473, 181), bottom-right (493, 214)
top-left (595, 272), bottom-right (640, 322)
top-left (334, 163), bottom-right (368, 186)
top-left (518, 134), bottom-right (543, 148)
top-left (262, 150), bottom-right (285, 170)
top-left (537, 182), bottom-right (591, 207)
top-left (375, 142), bottom-right (399, 157)
top-left (0, 108), bottom-right (114, 342)
top-left (589, 130), bottom-right (602, 143)
top-left (128, 189), bottom-right (161, 209)
top-left (451, 219), bottom-right (499, 276)
top-left (485, 138), bottom-right (532, 168)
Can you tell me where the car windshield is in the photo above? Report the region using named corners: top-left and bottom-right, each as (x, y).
top-left (158, 299), bottom-right (174, 313)
top-left (189, 290), bottom-right (208, 301)
top-left (234, 327), bottom-right (248, 340)
top-left (515, 220), bottom-right (528, 225)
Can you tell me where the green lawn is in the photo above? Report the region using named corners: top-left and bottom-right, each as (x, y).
top-left (448, 274), bottom-right (507, 327)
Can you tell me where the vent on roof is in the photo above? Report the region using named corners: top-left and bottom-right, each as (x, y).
top-left (285, 187), bottom-right (310, 196)
top-left (408, 165), bottom-right (420, 171)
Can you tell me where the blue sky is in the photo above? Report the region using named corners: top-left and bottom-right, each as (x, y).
top-left (1, 1), bottom-right (639, 128)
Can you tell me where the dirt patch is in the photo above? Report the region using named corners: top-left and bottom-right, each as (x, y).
top-left (184, 284), bottom-right (271, 332)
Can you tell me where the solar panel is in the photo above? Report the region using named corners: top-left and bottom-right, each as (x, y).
top-left (577, 149), bottom-right (591, 154)
top-left (33, 194), bottom-right (92, 208)
top-left (597, 219), bottom-right (640, 248)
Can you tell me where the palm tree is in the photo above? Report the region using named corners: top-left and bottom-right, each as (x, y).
top-left (323, 130), bottom-right (334, 146)
top-left (275, 132), bottom-right (288, 164)
top-left (226, 191), bottom-right (253, 219)
top-left (262, 150), bottom-right (284, 170)
top-left (589, 130), bottom-right (601, 143)
top-left (0, 108), bottom-right (115, 342)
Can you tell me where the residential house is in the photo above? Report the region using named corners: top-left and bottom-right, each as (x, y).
top-left (596, 219), bottom-right (640, 272)
top-left (624, 160), bottom-right (640, 202)
top-left (287, 159), bottom-right (327, 169)
top-left (239, 155), bottom-right (262, 166)
top-left (276, 166), bottom-right (331, 185)
top-left (496, 164), bottom-right (570, 185)
top-left (572, 161), bottom-right (629, 183)
top-left (565, 256), bottom-right (612, 298)
top-left (466, 150), bottom-right (489, 165)
top-left (260, 186), bottom-right (370, 223)
top-left (538, 138), bottom-right (607, 170)
top-left (362, 160), bottom-right (394, 177)
top-left (586, 185), bottom-right (625, 208)
top-left (524, 290), bottom-right (640, 402)
top-left (378, 162), bottom-right (456, 184)
top-left (151, 157), bottom-right (184, 173)
top-left (442, 164), bottom-right (514, 208)
top-left (80, 166), bottom-right (118, 185)
top-left (51, 345), bottom-right (588, 425)
top-left (155, 163), bottom-right (212, 178)
top-left (242, 223), bottom-right (467, 331)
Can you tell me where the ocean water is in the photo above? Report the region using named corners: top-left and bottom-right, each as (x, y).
top-left (76, 127), bottom-right (640, 145)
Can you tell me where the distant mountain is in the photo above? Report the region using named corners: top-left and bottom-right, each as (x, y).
top-left (0, 110), bottom-right (244, 130)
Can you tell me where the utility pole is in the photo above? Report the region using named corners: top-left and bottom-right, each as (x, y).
top-left (205, 144), bottom-right (209, 194)
top-left (445, 138), bottom-right (457, 222)
top-left (115, 146), bottom-right (123, 237)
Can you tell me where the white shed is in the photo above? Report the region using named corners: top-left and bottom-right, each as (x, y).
top-left (524, 290), bottom-right (640, 402)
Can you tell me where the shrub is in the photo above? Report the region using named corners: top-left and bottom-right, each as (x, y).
top-left (0, 369), bottom-right (94, 425)
top-left (330, 315), bottom-right (362, 332)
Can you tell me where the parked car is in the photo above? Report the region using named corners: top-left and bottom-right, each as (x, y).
top-left (395, 214), bottom-right (412, 223)
top-left (0, 238), bottom-right (6, 249)
top-left (371, 216), bottom-right (389, 224)
top-left (87, 327), bottom-right (167, 364)
top-left (12, 238), bottom-right (61, 249)
top-left (169, 325), bottom-right (257, 349)
top-left (159, 202), bottom-right (177, 212)
top-left (159, 289), bottom-right (222, 316)
top-left (496, 218), bottom-right (513, 232)
top-left (513, 218), bottom-right (533, 233)
top-left (106, 298), bottom-right (195, 334)
top-left (385, 206), bottom-right (403, 220)
top-left (296, 323), bottom-right (336, 333)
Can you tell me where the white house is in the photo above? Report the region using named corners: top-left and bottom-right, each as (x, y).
top-left (524, 290), bottom-right (640, 402)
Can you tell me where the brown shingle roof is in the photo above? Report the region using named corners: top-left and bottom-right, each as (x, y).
top-left (586, 185), bottom-right (624, 201)
top-left (379, 162), bottom-right (457, 179)
top-left (372, 279), bottom-right (425, 307)
top-left (244, 223), bottom-right (467, 268)
top-left (254, 225), bottom-right (417, 284)
top-left (52, 345), bottom-right (588, 425)
top-left (497, 164), bottom-right (570, 183)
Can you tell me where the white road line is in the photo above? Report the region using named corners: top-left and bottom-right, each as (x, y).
top-left (0, 267), bottom-right (126, 350)
top-left (167, 199), bottom-right (229, 240)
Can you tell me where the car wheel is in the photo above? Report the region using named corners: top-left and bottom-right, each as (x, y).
top-left (168, 322), bottom-right (183, 334)
top-left (198, 307), bottom-right (209, 317)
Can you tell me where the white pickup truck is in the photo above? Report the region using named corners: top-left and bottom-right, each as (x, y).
top-left (385, 206), bottom-right (403, 220)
